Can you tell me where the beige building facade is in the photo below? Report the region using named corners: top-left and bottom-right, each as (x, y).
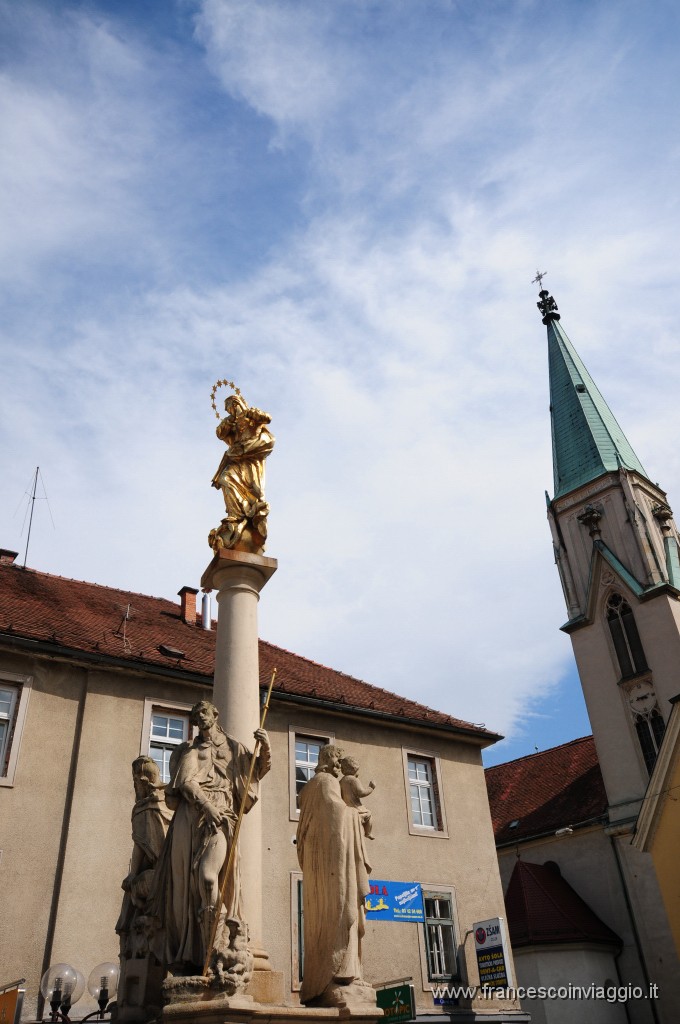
top-left (0, 552), bottom-right (526, 1024)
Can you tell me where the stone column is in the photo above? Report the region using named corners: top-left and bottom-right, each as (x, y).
top-left (201, 547), bottom-right (283, 1002)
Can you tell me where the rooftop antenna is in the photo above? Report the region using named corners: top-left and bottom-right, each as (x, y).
top-left (21, 467), bottom-right (55, 569)
top-left (23, 467), bottom-right (39, 569)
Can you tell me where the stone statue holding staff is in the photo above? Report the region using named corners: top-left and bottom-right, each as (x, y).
top-left (151, 699), bottom-right (271, 995)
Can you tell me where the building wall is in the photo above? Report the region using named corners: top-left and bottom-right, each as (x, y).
top-left (1, 647), bottom-right (519, 1021)
top-left (263, 702), bottom-right (519, 1016)
top-left (512, 946), bottom-right (627, 1024)
top-left (643, 740), bottom-right (680, 959)
top-left (497, 828), bottom-right (679, 1024)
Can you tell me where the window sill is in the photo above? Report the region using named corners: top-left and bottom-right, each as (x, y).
top-left (407, 823), bottom-right (449, 839)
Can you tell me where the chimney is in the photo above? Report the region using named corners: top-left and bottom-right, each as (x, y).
top-left (0, 549), bottom-right (18, 565)
top-left (178, 586), bottom-right (199, 625)
top-left (201, 592), bottom-right (212, 630)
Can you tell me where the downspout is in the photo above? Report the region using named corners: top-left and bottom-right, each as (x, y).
top-left (609, 834), bottom-right (660, 1024)
top-left (36, 673), bottom-right (88, 1020)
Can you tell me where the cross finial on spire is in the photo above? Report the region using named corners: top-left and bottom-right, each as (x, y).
top-left (533, 270), bottom-right (561, 324)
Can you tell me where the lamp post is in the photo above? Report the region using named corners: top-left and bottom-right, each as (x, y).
top-left (40, 964), bottom-right (119, 1022)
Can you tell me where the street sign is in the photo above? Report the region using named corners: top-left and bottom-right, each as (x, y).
top-left (366, 880), bottom-right (424, 921)
top-left (376, 983), bottom-right (416, 1022)
top-left (473, 917), bottom-right (513, 988)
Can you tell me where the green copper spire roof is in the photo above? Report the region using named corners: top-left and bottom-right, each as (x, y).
top-left (538, 288), bottom-right (648, 498)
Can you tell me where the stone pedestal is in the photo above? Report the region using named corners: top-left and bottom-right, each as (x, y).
top-left (164, 995), bottom-right (383, 1024)
top-left (201, 548), bottom-right (283, 1004)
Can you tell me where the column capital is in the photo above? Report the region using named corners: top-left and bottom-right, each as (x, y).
top-left (201, 547), bottom-right (277, 594)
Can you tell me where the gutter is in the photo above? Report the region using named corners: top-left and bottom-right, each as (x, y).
top-left (0, 632), bottom-right (214, 688)
top-left (495, 814), bottom-right (608, 850)
top-left (270, 690), bottom-right (501, 746)
top-left (0, 633), bottom-right (499, 746)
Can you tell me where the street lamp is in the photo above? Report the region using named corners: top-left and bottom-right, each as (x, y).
top-left (40, 963), bottom-right (119, 1022)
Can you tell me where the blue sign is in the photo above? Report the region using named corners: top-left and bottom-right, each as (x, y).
top-left (365, 880), bottom-right (424, 921)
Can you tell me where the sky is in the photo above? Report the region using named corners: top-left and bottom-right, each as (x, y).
top-left (2, 0), bottom-right (680, 767)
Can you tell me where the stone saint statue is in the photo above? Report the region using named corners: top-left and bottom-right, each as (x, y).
top-left (115, 757), bottom-right (173, 1021)
top-left (296, 744), bottom-right (376, 1009)
top-left (151, 700), bottom-right (271, 996)
top-left (209, 393), bottom-right (274, 555)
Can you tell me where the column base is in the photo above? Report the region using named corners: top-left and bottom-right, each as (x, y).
top-left (163, 997), bottom-right (384, 1024)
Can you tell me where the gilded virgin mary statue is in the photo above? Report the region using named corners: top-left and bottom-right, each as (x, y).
top-left (208, 389), bottom-right (275, 555)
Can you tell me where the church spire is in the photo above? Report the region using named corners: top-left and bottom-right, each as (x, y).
top-left (537, 283), bottom-right (648, 499)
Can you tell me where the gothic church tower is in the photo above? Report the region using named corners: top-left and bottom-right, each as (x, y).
top-left (540, 287), bottom-right (680, 827)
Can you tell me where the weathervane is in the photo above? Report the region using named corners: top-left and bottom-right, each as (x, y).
top-left (532, 270), bottom-right (547, 288)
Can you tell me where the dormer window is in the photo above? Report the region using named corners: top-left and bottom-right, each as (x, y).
top-left (606, 593), bottom-right (648, 678)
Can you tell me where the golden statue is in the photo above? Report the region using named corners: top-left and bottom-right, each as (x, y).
top-left (209, 383), bottom-right (275, 554)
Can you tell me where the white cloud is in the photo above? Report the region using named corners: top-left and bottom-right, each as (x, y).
top-left (195, 0), bottom-right (351, 135)
top-left (3, 0), bottom-right (680, 760)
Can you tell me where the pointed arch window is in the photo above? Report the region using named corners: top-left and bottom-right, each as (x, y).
top-left (606, 593), bottom-right (648, 678)
top-left (634, 707), bottom-right (666, 775)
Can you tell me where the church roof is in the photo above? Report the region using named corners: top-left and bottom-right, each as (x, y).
top-left (485, 735), bottom-right (607, 844)
top-left (545, 304), bottom-right (647, 498)
top-left (0, 557), bottom-right (497, 743)
top-left (505, 859), bottom-right (621, 949)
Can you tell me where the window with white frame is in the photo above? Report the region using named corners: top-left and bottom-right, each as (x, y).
top-left (0, 672), bottom-right (32, 787)
top-left (0, 685), bottom-right (18, 774)
top-left (402, 748), bottom-right (448, 837)
top-left (422, 891), bottom-right (458, 981)
top-left (149, 712), bottom-right (190, 783)
top-left (295, 736), bottom-right (325, 798)
top-left (141, 699), bottom-right (193, 784)
top-left (288, 726), bottom-right (333, 819)
top-left (409, 756), bottom-right (437, 828)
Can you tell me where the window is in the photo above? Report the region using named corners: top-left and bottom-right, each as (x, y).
top-left (402, 748), bottom-right (448, 837)
top-left (634, 707), bottom-right (666, 775)
top-left (0, 672), bottom-right (32, 787)
top-left (606, 593), bottom-right (648, 678)
top-left (423, 892), bottom-right (458, 981)
top-left (288, 726), bottom-right (333, 819)
top-left (0, 686), bottom-right (18, 772)
top-left (295, 737), bottom-right (325, 799)
top-left (409, 757), bottom-right (437, 828)
top-left (416, 884), bottom-right (461, 990)
top-left (150, 713), bottom-right (190, 783)
top-left (141, 699), bottom-right (193, 784)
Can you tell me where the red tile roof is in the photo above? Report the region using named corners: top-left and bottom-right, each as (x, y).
top-left (505, 859), bottom-right (621, 948)
top-left (485, 735), bottom-right (607, 844)
top-left (0, 561), bottom-right (497, 741)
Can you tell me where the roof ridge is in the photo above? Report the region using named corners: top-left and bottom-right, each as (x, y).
top-left (485, 734), bottom-right (594, 773)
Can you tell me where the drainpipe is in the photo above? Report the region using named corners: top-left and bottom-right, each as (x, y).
top-left (609, 834), bottom-right (660, 1024)
top-left (36, 674), bottom-right (88, 1020)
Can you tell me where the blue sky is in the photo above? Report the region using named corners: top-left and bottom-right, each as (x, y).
top-left (2, 0), bottom-right (680, 766)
